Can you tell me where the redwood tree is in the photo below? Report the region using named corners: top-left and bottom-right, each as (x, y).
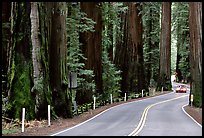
top-left (80, 2), bottom-right (103, 95)
top-left (6, 2), bottom-right (36, 120)
top-left (189, 2), bottom-right (202, 107)
top-left (158, 2), bottom-right (172, 91)
top-left (30, 2), bottom-right (48, 119)
top-left (49, 2), bottom-right (71, 118)
top-left (123, 2), bottom-right (145, 93)
top-left (114, 2), bottom-right (145, 94)
top-left (2, 2), bottom-right (11, 97)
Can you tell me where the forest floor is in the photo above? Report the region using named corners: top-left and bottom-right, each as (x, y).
top-left (2, 91), bottom-right (202, 136)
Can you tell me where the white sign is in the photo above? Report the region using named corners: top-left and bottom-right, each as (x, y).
top-left (68, 72), bottom-right (77, 88)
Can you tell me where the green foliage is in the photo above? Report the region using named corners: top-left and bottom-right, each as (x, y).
top-left (142, 2), bottom-right (161, 86)
top-left (2, 128), bottom-right (21, 135)
top-left (172, 2), bottom-right (190, 81)
top-left (77, 70), bottom-right (96, 91)
top-left (8, 54), bottom-right (35, 120)
top-left (192, 78), bottom-right (202, 108)
top-left (101, 2), bottom-right (122, 101)
top-left (102, 50), bottom-right (122, 99)
top-left (2, 95), bottom-right (9, 116)
top-left (66, 3), bottom-right (96, 105)
top-left (149, 78), bottom-right (157, 88)
top-left (102, 2), bottom-right (128, 47)
top-left (193, 96), bottom-right (201, 108)
top-left (78, 12), bottom-right (96, 33)
top-left (33, 77), bottom-right (44, 93)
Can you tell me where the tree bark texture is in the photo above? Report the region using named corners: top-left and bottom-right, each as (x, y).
top-left (107, 3), bottom-right (114, 62)
top-left (30, 2), bottom-right (47, 119)
top-left (189, 2), bottom-right (202, 107)
top-left (127, 2), bottom-right (145, 93)
top-left (2, 2), bottom-right (11, 96)
top-left (49, 2), bottom-right (71, 118)
top-left (159, 2), bottom-right (172, 90)
top-left (80, 2), bottom-right (103, 94)
top-left (113, 11), bottom-right (128, 94)
top-left (31, 2), bottom-right (42, 82)
top-left (7, 2), bottom-right (36, 120)
top-left (114, 3), bottom-right (145, 94)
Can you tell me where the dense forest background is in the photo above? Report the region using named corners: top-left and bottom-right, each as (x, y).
top-left (2, 2), bottom-right (202, 121)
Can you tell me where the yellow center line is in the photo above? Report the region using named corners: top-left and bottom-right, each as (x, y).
top-left (128, 94), bottom-right (188, 136)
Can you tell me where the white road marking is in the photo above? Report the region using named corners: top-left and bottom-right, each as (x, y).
top-left (182, 104), bottom-right (202, 128)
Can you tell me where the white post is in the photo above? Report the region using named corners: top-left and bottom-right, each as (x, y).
top-left (22, 108), bottom-right (25, 132)
top-left (161, 87), bottom-right (163, 93)
top-left (190, 94), bottom-right (193, 106)
top-left (93, 96), bottom-right (96, 110)
top-left (124, 93), bottom-right (126, 101)
top-left (48, 105), bottom-right (50, 127)
top-left (110, 94), bottom-right (112, 104)
top-left (142, 89), bottom-right (144, 97)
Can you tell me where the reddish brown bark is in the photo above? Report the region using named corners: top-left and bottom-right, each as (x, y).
top-left (159, 2), bottom-right (172, 90)
top-left (49, 2), bottom-right (71, 118)
top-left (189, 2), bottom-right (202, 107)
top-left (127, 2), bottom-right (144, 93)
top-left (114, 3), bottom-right (144, 94)
top-left (2, 2), bottom-right (11, 96)
top-left (80, 2), bottom-right (103, 94)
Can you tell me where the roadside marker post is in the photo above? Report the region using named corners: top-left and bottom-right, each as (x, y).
top-left (190, 94), bottom-right (193, 106)
top-left (161, 87), bottom-right (163, 93)
top-left (110, 94), bottom-right (113, 104)
top-left (124, 93), bottom-right (126, 101)
top-left (142, 90), bottom-right (144, 97)
top-left (22, 108), bottom-right (25, 132)
top-left (48, 105), bottom-right (50, 127)
top-left (93, 97), bottom-right (96, 110)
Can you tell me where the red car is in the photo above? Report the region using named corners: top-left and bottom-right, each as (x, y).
top-left (176, 85), bottom-right (187, 93)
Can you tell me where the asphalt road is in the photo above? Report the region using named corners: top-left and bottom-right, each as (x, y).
top-left (138, 93), bottom-right (202, 136)
top-left (51, 82), bottom-right (202, 136)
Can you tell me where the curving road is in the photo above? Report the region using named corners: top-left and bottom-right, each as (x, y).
top-left (138, 94), bottom-right (201, 136)
top-left (51, 83), bottom-right (202, 136)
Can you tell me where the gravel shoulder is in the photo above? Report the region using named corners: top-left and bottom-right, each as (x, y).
top-left (2, 91), bottom-right (202, 136)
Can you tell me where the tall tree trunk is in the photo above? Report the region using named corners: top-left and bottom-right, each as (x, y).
top-left (30, 2), bottom-right (47, 119)
top-left (189, 2), bottom-right (202, 107)
top-left (107, 3), bottom-right (113, 62)
top-left (108, 23), bottom-right (113, 62)
top-left (113, 11), bottom-right (128, 94)
top-left (145, 8), bottom-right (152, 87)
top-left (128, 2), bottom-right (144, 92)
top-left (2, 2), bottom-right (11, 97)
top-left (121, 2), bottom-right (144, 94)
top-left (120, 9), bottom-right (129, 94)
top-left (159, 2), bottom-right (172, 91)
top-left (80, 2), bottom-right (103, 94)
top-left (7, 2), bottom-right (36, 120)
top-left (49, 2), bottom-right (71, 118)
